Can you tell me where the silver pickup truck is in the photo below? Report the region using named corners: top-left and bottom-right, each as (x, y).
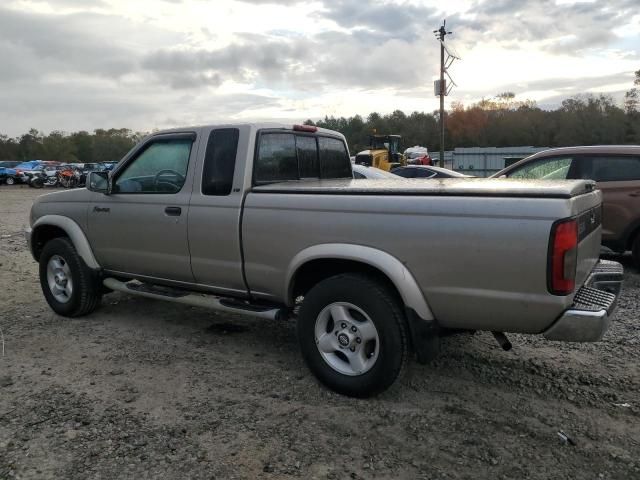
top-left (26, 123), bottom-right (624, 397)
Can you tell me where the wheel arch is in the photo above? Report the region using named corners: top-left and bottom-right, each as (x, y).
top-left (31, 215), bottom-right (100, 269)
top-left (285, 244), bottom-right (434, 321)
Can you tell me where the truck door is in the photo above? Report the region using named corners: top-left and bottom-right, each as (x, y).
top-left (87, 132), bottom-right (198, 282)
top-left (187, 126), bottom-right (249, 296)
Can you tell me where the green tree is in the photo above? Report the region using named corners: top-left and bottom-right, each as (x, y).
top-left (41, 131), bottom-right (77, 162)
top-left (18, 129), bottom-right (45, 160)
top-left (624, 69), bottom-right (640, 142)
top-left (92, 128), bottom-right (138, 163)
top-left (70, 131), bottom-right (94, 163)
top-left (0, 134), bottom-right (19, 160)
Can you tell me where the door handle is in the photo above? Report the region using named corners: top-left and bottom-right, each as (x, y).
top-left (165, 206), bottom-right (182, 216)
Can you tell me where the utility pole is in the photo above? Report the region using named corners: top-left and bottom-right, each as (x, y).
top-left (433, 20), bottom-right (458, 168)
top-left (438, 24), bottom-right (446, 167)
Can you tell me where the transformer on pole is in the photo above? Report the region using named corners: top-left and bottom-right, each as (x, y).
top-left (433, 20), bottom-right (459, 168)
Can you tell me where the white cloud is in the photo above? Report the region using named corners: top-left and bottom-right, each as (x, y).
top-left (0, 0), bottom-right (637, 136)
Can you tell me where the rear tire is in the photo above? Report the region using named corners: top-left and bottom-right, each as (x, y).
top-left (632, 234), bottom-right (640, 271)
top-left (39, 237), bottom-right (102, 317)
top-left (297, 273), bottom-right (408, 397)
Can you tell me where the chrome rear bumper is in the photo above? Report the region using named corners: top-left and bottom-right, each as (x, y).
top-left (543, 260), bottom-right (624, 342)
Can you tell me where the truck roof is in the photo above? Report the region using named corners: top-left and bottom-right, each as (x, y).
top-left (252, 178), bottom-right (596, 199)
top-left (150, 123), bottom-right (343, 138)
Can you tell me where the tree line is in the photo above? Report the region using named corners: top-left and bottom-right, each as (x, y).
top-left (0, 128), bottom-right (144, 164)
top-left (1, 71), bottom-right (638, 162)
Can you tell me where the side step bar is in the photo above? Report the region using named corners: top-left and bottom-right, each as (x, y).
top-left (103, 278), bottom-right (288, 320)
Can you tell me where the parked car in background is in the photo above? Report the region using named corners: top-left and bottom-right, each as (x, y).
top-left (0, 166), bottom-right (18, 184)
top-left (391, 165), bottom-right (472, 179)
top-left (97, 162), bottom-right (117, 171)
top-left (14, 160), bottom-right (44, 170)
top-left (81, 163), bottom-right (100, 172)
top-left (0, 161), bottom-right (22, 184)
top-left (352, 164), bottom-right (402, 179)
top-left (492, 146), bottom-right (640, 268)
top-left (0, 161), bottom-right (21, 169)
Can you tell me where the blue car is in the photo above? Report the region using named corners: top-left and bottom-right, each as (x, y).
top-left (15, 160), bottom-right (44, 171)
top-left (0, 166), bottom-right (18, 184)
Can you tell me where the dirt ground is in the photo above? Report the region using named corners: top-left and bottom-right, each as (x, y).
top-left (0, 185), bottom-right (638, 480)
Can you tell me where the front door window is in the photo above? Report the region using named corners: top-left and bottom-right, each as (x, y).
top-left (115, 139), bottom-right (192, 193)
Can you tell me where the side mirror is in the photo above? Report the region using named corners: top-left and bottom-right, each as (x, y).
top-left (87, 171), bottom-right (110, 194)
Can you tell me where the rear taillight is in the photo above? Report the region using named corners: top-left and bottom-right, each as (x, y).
top-left (548, 218), bottom-right (578, 295)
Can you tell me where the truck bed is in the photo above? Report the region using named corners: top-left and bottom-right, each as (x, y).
top-left (244, 177), bottom-right (603, 334)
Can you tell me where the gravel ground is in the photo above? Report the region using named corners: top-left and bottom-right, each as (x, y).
top-left (0, 185), bottom-right (639, 479)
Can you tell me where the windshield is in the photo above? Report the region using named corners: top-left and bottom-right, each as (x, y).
top-left (370, 137), bottom-right (400, 154)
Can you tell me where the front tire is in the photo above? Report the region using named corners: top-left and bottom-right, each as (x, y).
top-left (5, 176), bottom-right (15, 185)
top-left (39, 237), bottom-right (102, 317)
top-left (297, 273), bottom-right (408, 397)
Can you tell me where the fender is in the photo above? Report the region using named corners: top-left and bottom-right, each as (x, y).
top-left (285, 243), bottom-right (434, 321)
top-left (30, 215), bottom-right (100, 270)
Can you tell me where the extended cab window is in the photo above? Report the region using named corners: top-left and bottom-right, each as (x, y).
top-left (202, 128), bottom-right (239, 195)
top-left (255, 132), bottom-right (351, 183)
top-left (319, 137), bottom-right (352, 178)
top-left (115, 138), bottom-right (192, 194)
top-left (508, 157), bottom-right (573, 180)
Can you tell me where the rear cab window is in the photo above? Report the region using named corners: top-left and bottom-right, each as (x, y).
top-left (255, 130), bottom-right (351, 184)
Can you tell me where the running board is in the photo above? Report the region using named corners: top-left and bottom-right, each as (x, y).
top-left (102, 278), bottom-right (287, 320)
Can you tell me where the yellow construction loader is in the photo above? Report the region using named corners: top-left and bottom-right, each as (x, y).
top-left (354, 134), bottom-right (406, 171)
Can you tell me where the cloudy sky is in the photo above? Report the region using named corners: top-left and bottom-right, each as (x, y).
top-left (0, 0), bottom-right (638, 136)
